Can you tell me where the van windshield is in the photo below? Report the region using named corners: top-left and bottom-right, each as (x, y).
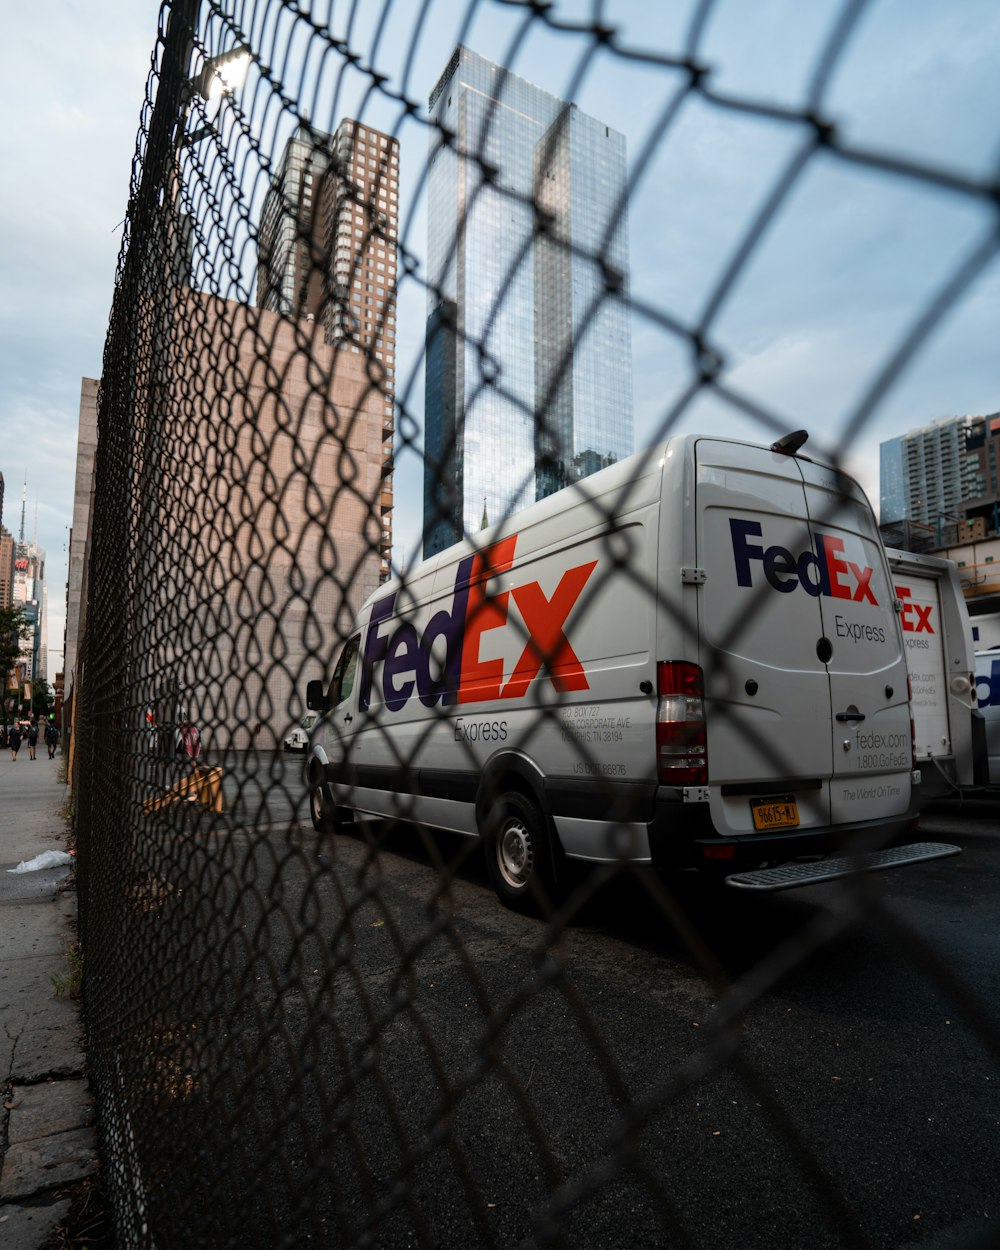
top-left (329, 636), bottom-right (361, 707)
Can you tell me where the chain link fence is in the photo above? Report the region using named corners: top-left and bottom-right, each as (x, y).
top-left (71, 1), bottom-right (1000, 1246)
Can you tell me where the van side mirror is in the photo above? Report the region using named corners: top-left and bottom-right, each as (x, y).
top-left (306, 679), bottom-right (327, 712)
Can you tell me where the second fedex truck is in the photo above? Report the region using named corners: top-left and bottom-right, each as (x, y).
top-left (306, 434), bottom-right (956, 909)
top-left (885, 549), bottom-right (980, 796)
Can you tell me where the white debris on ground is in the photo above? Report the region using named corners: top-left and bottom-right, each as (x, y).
top-left (7, 850), bottom-right (74, 874)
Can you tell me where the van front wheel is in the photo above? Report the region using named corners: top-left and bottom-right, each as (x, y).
top-left (310, 779), bottom-right (331, 832)
top-left (310, 778), bottom-right (350, 835)
top-left (486, 792), bottom-right (555, 913)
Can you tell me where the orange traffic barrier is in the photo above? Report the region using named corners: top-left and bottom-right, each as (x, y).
top-left (142, 766), bottom-right (224, 815)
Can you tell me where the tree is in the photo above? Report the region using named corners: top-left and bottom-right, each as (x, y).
top-left (32, 680), bottom-right (54, 718)
top-left (0, 605), bottom-right (31, 722)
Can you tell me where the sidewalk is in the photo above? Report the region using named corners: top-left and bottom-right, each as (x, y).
top-left (0, 748), bottom-right (96, 1249)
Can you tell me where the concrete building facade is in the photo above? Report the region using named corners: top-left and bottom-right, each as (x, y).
top-left (62, 377), bottom-right (99, 744)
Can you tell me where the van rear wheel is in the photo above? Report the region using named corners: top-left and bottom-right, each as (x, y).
top-left (486, 792), bottom-right (556, 913)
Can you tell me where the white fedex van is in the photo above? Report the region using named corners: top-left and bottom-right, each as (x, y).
top-left (307, 435), bottom-right (956, 908)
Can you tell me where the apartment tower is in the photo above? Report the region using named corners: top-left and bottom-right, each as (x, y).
top-left (257, 118), bottom-right (399, 578)
top-left (880, 417), bottom-right (986, 527)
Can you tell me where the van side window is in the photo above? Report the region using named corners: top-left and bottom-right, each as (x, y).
top-left (329, 636), bottom-right (361, 708)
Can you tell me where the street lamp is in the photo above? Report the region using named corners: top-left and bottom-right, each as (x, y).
top-left (193, 44), bottom-right (251, 102)
top-left (184, 44), bottom-right (252, 146)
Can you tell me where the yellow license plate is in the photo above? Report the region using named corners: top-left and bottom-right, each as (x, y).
top-left (751, 797), bottom-right (799, 831)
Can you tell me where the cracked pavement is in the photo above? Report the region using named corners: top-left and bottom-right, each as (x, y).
top-left (0, 752), bottom-right (96, 1248)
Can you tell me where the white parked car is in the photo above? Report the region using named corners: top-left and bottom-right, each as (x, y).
top-left (283, 714), bottom-right (317, 753)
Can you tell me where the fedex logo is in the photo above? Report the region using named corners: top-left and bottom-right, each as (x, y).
top-left (894, 585), bottom-right (935, 634)
top-left (359, 535), bottom-right (597, 712)
top-left (730, 518), bottom-right (878, 604)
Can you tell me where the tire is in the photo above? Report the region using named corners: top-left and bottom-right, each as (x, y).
top-left (309, 774), bottom-right (352, 835)
top-left (309, 777), bottom-right (331, 832)
top-left (485, 791), bottom-right (557, 913)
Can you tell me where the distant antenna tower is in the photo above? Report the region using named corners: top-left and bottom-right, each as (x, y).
top-left (19, 474), bottom-right (26, 542)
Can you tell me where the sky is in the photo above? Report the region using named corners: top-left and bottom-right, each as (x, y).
top-left (2, 0), bottom-right (999, 680)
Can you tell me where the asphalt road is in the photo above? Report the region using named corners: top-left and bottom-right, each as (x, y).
top-left (106, 759), bottom-right (1000, 1250)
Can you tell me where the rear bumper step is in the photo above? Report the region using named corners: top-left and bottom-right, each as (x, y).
top-left (724, 842), bottom-right (960, 892)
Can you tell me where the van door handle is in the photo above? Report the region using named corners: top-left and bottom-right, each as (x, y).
top-left (344, 713), bottom-right (353, 724)
top-left (835, 711), bottom-right (865, 722)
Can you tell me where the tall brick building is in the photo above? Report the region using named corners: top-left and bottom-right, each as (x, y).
top-left (0, 527), bottom-right (14, 607)
top-left (66, 292), bottom-right (386, 753)
top-left (257, 119), bottom-right (398, 577)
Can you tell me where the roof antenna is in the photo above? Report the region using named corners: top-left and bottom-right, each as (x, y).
top-left (770, 429), bottom-right (809, 455)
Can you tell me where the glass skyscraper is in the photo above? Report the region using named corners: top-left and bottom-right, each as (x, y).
top-left (879, 435), bottom-right (907, 525)
top-left (423, 47), bottom-right (633, 556)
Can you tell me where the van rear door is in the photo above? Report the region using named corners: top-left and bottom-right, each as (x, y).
top-left (799, 462), bottom-right (912, 824)
top-left (887, 549), bottom-right (977, 791)
top-left (694, 439), bottom-right (912, 837)
top-left (694, 439), bottom-right (833, 834)
top-left (894, 569), bottom-right (950, 762)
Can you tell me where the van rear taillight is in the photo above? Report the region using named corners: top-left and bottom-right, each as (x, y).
top-left (656, 661), bottom-right (707, 785)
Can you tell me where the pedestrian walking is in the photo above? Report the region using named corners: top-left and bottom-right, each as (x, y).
top-left (27, 721), bottom-right (38, 760)
top-left (9, 722), bottom-right (22, 761)
top-left (45, 722), bottom-right (59, 759)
